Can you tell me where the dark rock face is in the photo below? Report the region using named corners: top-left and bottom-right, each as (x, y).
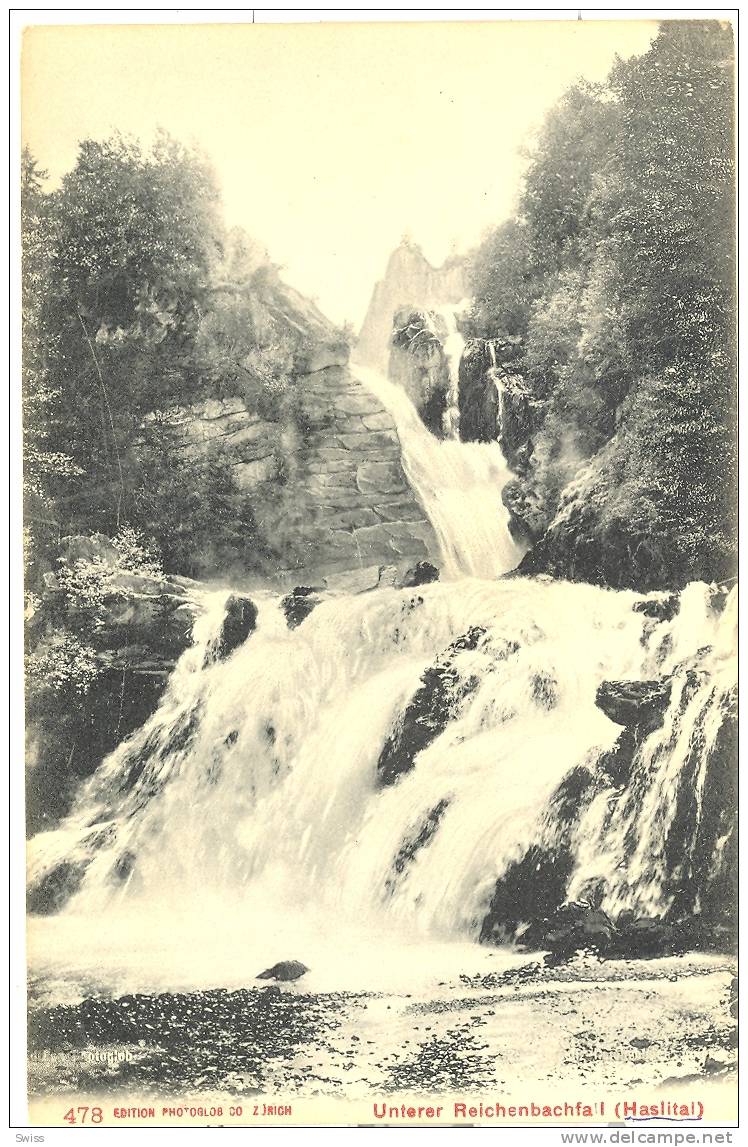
top-left (480, 649), bottom-right (736, 957)
top-left (480, 846), bottom-right (576, 947)
top-left (458, 341), bottom-right (499, 443)
top-left (514, 452), bottom-right (737, 593)
top-left (523, 903), bottom-right (616, 957)
top-left (516, 498), bottom-right (680, 591)
top-left (668, 692), bottom-right (737, 932)
top-left (385, 799), bottom-right (450, 896)
top-left (256, 960), bottom-right (309, 982)
top-left (479, 767), bottom-right (597, 945)
top-left (458, 342), bottom-right (537, 463)
top-left (281, 586), bottom-right (323, 629)
top-left (26, 860), bottom-right (87, 916)
top-left (377, 627), bottom-right (488, 786)
top-left (213, 595), bottom-right (258, 661)
top-left (613, 913), bottom-right (678, 957)
top-left (595, 679), bottom-right (671, 728)
top-left (388, 309), bottom-right (451, 437)
top-left (498, 374), bottom-right (537, 467)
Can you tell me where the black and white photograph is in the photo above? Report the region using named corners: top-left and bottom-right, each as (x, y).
top-left (17, 12), bottom-right (738, 1130)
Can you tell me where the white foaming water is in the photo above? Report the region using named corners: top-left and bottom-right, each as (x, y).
top-left (433, 302), bottom-right (467, 438)
top-left (353, 362), bottom-right (524, 579)
top-left (485, 339), bottom-right (506, 442)
top-left (27, 576), bottom-right (736, 1002)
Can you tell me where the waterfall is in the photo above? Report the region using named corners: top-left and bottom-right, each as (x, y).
top-left (27, 573), bottom-right (736, 999)
top-left (432, 303), bottom-right (466, 439)
top-left (485, 339), bottom-right (505, 443)
top-left (25, 337), bottom-right (736, 1000)
top-left (352, 361), bottom-right (524, 579)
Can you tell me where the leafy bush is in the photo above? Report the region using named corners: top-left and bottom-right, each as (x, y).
top-left (25, 631), bottom-right (100, 700)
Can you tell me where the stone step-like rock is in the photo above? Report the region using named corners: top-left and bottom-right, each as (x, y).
top-left (304, 458), bottom-right (359, 475)
top-left (356, 460), bottom-right (407, 496)
top-left (372, 499), bottom-right (429, 523)
top-left (332, 393), bottom-right (385, 415)
top-left (338, 430), bottom-right (399, 451)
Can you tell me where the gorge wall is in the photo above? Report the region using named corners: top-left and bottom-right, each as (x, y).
top-left (134, 267), bottom-right (438, 590)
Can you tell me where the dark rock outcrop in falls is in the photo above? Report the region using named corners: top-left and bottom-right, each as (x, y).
top-left (26, 859), bottom-right (88, 916)
top-left (633, 595), bottom-right (680, 623)
top-left (479, 766), bottom-right (597, 946)
top-left (455, 341), bottom-right (543, 548)
top-left (385, 799), bottom-right (451, 897)
top-left (458, 341), bottom-right (500, 443)
top-left (377, 627), bottom-right (520, 786)
top-left (481, 644), bottom-right (737, 957)
top-left (212, 594), bottom-right (258, 661)
top-left (399, 560), bottom-right (439, 588)
top-left (595, 680), bottom-right (671, 729)
top-left (458, 341), bottom-right (536, 458)
top-left (388, 308), bottom-right (451, 436)
top-left (377, 626), bottom-right (486, 786)
top-left (281, 586), bottom-right (323, 629)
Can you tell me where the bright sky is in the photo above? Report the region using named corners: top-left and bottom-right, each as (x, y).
top-left (22, 19), bottom-right (658, 328)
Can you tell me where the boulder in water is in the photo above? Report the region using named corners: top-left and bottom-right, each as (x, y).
top-left (399, 561), bottom-right (439, 588)
top-left (595, 679), bottom-right (671, 728)
top-left (213, 594), bottom-right (258, 661)
top-left (633, 595), bottom-right (680, 622)
top-left (256, 960), bottom-right (309, 982)
top-left (613, 912), bottom-right (679, 957)
top-left (529, 903), bottom-right (616, 958)
top-left (281, 586), bottom-right (323, 629)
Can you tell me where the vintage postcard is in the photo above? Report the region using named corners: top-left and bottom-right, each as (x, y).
top-left (17, 13), bottom-right (737, 1133)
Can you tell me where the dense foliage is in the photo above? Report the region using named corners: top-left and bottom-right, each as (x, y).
top-left (22, 132), bottom-right (349, 745)
top-left (22, 134), bottom-right (328, 587)
top-left (468, 21), bottom-right (736, 588)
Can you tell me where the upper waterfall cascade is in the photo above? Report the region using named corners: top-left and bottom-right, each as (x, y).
top-left (352, 361), bottom-right (524, 580)
top-left (433, 303), bottom-right (466, 439)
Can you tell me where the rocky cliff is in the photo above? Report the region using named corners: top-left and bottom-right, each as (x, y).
top-left (357, 239), bottom-right (466, 371)
top-left (134, 268), bottom-right (438, 589)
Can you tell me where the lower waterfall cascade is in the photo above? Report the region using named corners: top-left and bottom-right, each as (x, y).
top-left (26, 363), bottom-right (736, 1001)
top-left (27, 574), bottom-right (736, 998)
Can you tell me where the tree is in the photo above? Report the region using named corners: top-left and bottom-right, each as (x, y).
top-left (469, 21), bottom-right (736, 588)
top-left (36, 132), bottom-right (224, 534)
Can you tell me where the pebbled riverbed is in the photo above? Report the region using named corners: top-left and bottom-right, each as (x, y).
top-left (28, 953), bottom-right (737, 1103)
